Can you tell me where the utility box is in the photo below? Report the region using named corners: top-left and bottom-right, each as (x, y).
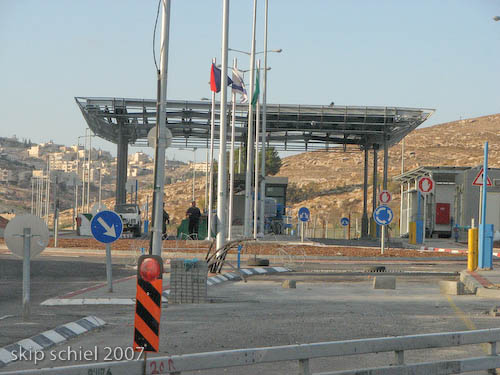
top-left (169, 259), bottom-right (208, 304)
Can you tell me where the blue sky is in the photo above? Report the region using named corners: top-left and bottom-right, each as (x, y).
top-left (1, 0), bottom-right (500, 162)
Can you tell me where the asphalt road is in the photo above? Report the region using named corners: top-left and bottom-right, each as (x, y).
top-left (2, 254), bottom-right (500, 374)
top-left (0, 254), bottom-right (135, 347)
top-left (0, 256), bottom-right (500, 375)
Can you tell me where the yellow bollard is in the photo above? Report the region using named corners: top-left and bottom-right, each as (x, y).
top-left (409, 222), bottom-right (417, 245)
top-left (468, 228), bottom-right (478, 271)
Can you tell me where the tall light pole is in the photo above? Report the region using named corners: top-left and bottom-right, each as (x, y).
top-left (216, 0), bottom-right (230, 251)
top-left (229, 48), bottom-right (281, 237)
top-left (151, 0), bottom-right (171, 257)
top-left (243, 0), bottom-right (258, 238)
top-left (259, 0), bottom-right (270, 236)
top-left (191, 148), bottom-right (197, 201)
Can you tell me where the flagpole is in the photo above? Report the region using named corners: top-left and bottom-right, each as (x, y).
top-left (244, 0), bottom-right (258, 237)
top-left (216, 0), bottom-right (230, 251)
top-left (207, 57), bottom-right (216, 240)
top-left (228, 58), bottom-right (237, 241)
top-left (253, 60), bottom-right (261, 239)
top-left (151, 0), bottom-right (171, 257)
top-left (259, 0), bottom-right (269, 236)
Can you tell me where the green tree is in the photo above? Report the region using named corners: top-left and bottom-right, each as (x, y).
top-left (229, 146), bottom-right (281, 176)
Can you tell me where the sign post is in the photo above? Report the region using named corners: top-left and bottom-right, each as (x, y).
top-left (378, 191), bottom-right (392, 249)
top-left (22, 228), bottom-right (31, 320)
top-left (417, 176), bottom-right (435, 244)
top-left (472, 167), bottom-right (492, 226)
top-left (4, 215), bottom-right (49, 321)
top-left (340, 217), bottom-right (350, 240)
top-left (373, 205), bottom-right (394, 254)
top-left (478, 142), bottom-right (491, 269)
top-left (91, 210), bottom-right (123, 292)
top-left (298, 207), bottom-right (310, 243)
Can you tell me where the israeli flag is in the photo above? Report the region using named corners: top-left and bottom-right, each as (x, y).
top-left (231, 68), bottom-right (248, 103)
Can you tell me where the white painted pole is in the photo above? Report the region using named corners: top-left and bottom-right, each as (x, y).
top-left (205, 147), bottom-right (209, 213)
top-left (238, 142), bottom-right (242, 174)
top-left (407, 182), bottom-right (411, 233)
top-left (253, 60), bottom-right (261, 239)
top-left (207, 58), bottom-right (216, 240)
top-left (216, 0), bottom-right (230, 251)
top-left (87, 133), bottom-right (92, 213)
top-left (228, 58), bottom-right (237, 241)
top-left (82, 129), bottom-right (87, 212)
top-left (151, 0), bottom-right (171, 257)
top-left (259, 0), bottom-right (269, 236)
top-left (46, 158), bottom-right (50, 225)
top-left (98, 169), bottom-right (102, 207)
top-left (244, 0), bottom-right (258, 237)
top-left (106, 243), bottom-right (113, 292)
top-left (192, 149), bottom-right (196, 201)
top-left (31, 178), bottom-right (34, 214)
top-left (22, 227), bottom-right (31, 321)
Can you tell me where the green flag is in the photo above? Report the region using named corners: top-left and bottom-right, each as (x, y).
top-left (251, 69), bottom-right (260, 107)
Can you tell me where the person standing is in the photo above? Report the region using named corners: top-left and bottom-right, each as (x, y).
top-left (162, 203), bottom-right (170, 240)
top-left (186, 201), bottom-right (201, 239)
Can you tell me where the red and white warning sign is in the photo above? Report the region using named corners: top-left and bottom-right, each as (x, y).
top-left (472, 168), bottom-right (493, 186)
top-left (379, 190), bottom-right (392, 204)
top-left (417, 176), bottom-right (434, 195)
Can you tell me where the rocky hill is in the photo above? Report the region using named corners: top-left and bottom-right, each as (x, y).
top-left (6, 113), bottom-right (500, 233)
top-left (278, 114), bottom-right (500, 228)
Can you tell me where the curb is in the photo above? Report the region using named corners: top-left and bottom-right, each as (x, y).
top-left (41, 298), bottom-right (135, 306)
top-left (0, 316), bottom-right (105, 368)
top-left (420, 246), bottom-right (500, 258)
top-left (162, 266), bottom-right (290, 298)
top-left (459, 270), bottom-right (500, 298)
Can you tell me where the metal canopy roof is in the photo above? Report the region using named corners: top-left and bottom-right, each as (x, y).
top-left (393, 166), bottom-right (471, 184)
top-left (75, 97), bottom-right (434, 152)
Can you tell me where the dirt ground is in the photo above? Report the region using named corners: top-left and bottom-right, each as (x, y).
top-left (0, 237), bottom-right (468, 258)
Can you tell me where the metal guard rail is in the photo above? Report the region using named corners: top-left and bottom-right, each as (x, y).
top-left (2, 328), bottom-right (500, 375)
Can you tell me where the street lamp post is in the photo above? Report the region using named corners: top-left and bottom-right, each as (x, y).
top-left (243, 0), bottom-right (258, 238)
top-left (259, 0), bottom-right (270, 236)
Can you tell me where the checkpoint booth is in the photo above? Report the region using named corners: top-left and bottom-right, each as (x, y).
top-left (394, 166), bottom-right (500, 240)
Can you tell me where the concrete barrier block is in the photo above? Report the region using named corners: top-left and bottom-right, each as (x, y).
top-left (282, 280), bottom-right (296, 289)
top-left (477, 288), bottom-right (500, 299)
top-left (459, 272), bottom-right (479, 294)
top-left (439, 280), bottom-right (465, 295)
top-left (373, 276), bottom-right (396, 290)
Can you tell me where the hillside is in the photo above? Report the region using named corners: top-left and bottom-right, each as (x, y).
top-left (278, 114), bottom-right (500, 228)
top-left (11, 113), bottom-right (500, 233)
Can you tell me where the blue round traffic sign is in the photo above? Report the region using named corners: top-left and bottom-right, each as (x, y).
top-left (90, 210), bottom-right (123, 244)
top-left (373, 205), bottom-right (393, 226)
top-left (340, 217), bottom-right (349, 227)
top-left (298, 207), bottom-right (310, 222)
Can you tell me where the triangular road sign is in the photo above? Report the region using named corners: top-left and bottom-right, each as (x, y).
top-left (472, 168), bottom-right (493, 186)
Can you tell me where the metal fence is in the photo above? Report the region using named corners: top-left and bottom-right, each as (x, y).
top-left (3, 328), bottom-right (500, 375)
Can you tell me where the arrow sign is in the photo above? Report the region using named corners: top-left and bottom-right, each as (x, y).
top-left (340, 217), bottom-right (349, 227)
top-left (97, 217), bottom-right (116, 238)
top-left (91, 210), bottom-right (123, 244)
top-left (472, 168), bottom-right (493, 186)
top-left (417, 176), bottom-right (435, 195)
top-left (373, 205), bottom-right (393, 226)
